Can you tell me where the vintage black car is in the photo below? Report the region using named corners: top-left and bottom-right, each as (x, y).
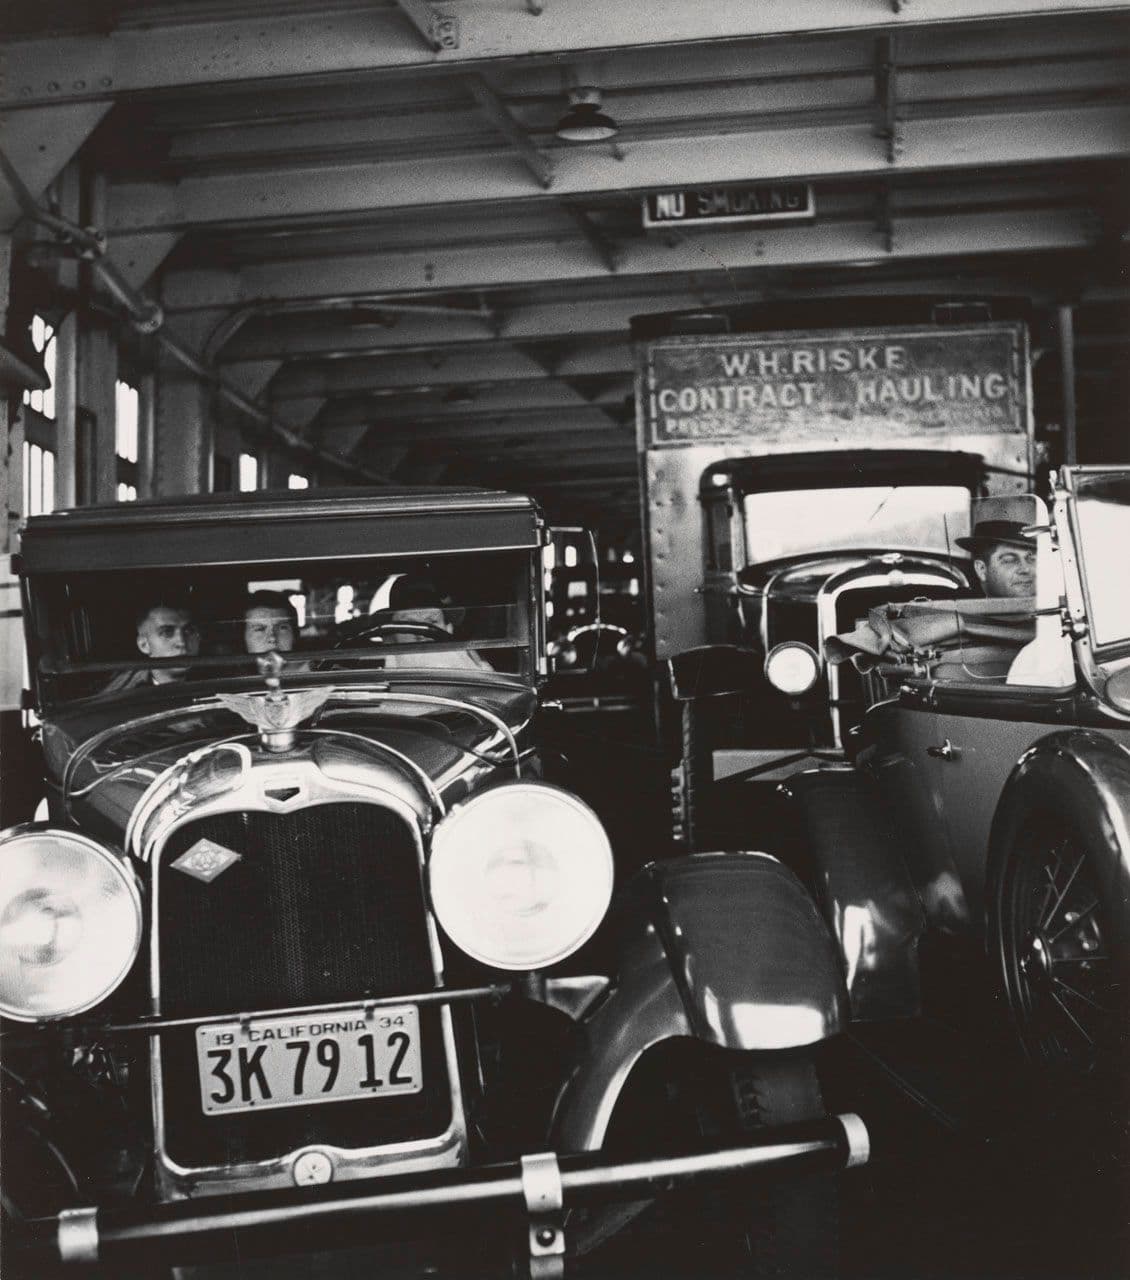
top-left (675, 466), bottom-right (1128, 1097)
top-left (2, 487), bottom-right (866, 1278)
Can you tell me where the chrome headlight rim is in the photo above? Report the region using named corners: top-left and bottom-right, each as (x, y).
top-left (428, 781), bottom-right (614, 972)
top-left (0, 823), bottom-right (143, 1023)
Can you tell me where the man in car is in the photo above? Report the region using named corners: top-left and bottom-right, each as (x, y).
top-left (243, 591), bottom-right (299, 655)
top-left (376, 574), bottom-right (491, 671)
top-left (956, 519), bottom-right (1037, 598)
top-left (104, 599), bottom-right (200, 691)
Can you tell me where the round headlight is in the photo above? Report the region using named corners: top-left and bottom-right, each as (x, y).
top-left (429, 783), bottom-right (613, 970)
top-left (0, 827), bottom-right (142, 1021)
top-left (764, 642), bottom-right (820, 696)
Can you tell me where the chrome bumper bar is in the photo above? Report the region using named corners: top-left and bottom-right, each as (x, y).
top-left (18, 1113), bottom-right (868, 1275)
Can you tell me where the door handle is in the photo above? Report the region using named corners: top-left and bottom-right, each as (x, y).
top-left (927, 738), bottom-right (961, 761)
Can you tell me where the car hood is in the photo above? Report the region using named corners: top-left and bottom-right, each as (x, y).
top-left (41, 675), bottom-right (537, 847)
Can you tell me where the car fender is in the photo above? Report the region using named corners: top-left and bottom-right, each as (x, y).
top-left (553, 852), bottom-right (847, 1151)
top-left (987, 729), bottom-right (1130, 956)
top-left (780, 767), bottom-right (928, 1020)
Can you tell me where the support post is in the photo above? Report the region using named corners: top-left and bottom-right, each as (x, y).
top-left (137, 369), bottom-right (156, 498)
top-left (154, 311), bottom-right (223, 496)
top-left (51, 161), bottom-right (81, 509)
top-left (78, 172), bottom-right (118, 504)
top-left (1056, 304), bottom-right (1077, 465)
top-left (0, 235), bottom-right (20, 556)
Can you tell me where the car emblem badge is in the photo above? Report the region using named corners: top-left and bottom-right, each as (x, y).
top-left (171, 838), bottom-right (242, 883)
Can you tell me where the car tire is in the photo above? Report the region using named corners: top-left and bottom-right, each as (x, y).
top-left (988, 752), bottom-right (1128, 1088)
top-left (571, 1041), bottom-right (839, 1279)
top-left (728, 1053), bottom-right (840, 1280)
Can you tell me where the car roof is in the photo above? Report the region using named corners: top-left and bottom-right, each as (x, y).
top-left (19, 486), bottom-right (544, 573)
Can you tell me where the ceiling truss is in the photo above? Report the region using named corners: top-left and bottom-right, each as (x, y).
top-left (3, 1), bottom-right (1128, 530)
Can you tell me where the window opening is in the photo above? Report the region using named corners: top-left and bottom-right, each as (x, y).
top-left (23, 316), bottom-right (56, 420)
top-left (115, 379), bottom-right (140, 501)
top-left (22, 442), bottom-right (55, 516)
top-left (238, 453), bottom-right (259, 492)
top-left (288, 473), bottom-right (309, 490)
top-left (334, 584), bottom-right (356, 624)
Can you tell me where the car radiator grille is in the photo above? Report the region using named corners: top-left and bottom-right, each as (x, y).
top-left (155, 803), bottom-right (451, 1169)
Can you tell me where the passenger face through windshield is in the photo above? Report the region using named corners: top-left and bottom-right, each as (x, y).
top-left (243, 597), bottom-right (298, 654)
top-left (136, 606), bottom-right (200, 682)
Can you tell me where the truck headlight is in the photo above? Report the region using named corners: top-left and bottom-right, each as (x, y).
top-left (0, 827), bottom-right (142, 1021)
top-left (764, 642), bottom-right (820, 696)
top-left (429, 784), bottom-right (613, 970)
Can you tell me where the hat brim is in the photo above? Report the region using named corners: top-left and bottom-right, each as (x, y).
top-left (954, 534), bottom-right (1032, 554)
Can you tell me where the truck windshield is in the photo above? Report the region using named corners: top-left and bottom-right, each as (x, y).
top-left (26, 550), bottom-right (534, 708)
top-left (741, 484), bottom-right (972, 563)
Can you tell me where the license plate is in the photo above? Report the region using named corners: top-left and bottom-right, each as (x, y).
top-left (195, 1005), bottom-right (422, 1115)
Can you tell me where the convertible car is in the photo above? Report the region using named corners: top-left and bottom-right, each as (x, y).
top-left (674, 466), bottom-right (1128, 1092)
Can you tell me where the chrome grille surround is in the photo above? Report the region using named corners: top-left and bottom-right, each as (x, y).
top-left (143, 753), bottom-right (467, 1200)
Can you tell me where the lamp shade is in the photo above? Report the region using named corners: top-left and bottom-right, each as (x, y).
top-left (556, 87), bottom-right (618, 142)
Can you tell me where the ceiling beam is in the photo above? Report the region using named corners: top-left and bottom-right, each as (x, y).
top-left (163, 206), bottom-right (1099, 312)
top-left (266, 342), bottom-right (632, 398)
top-left (149, 50), bottom-right (1126, 172)
top-left (466, 74), bottom-right (554, 189)
top-left (6, 2), bottom-right (1125, 108)
top-left (335, 405), bottom-right (631, 444)
top-left (110, 231), bottom-right (184, 291)
top-left (320, 379), bottom-right (610, 427)
top-left (110, 103), bottom-right (1130, 233)
top-left (394, 0), bottom-right (460, 53)
top-left (218, 268), bottom-right (1075, 363)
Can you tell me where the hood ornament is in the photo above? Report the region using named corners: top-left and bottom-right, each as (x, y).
top-left (216, 653), bottom-right (331, 752)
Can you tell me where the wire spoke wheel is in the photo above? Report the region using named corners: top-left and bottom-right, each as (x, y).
top-left (997, 820), bottom-right (1122, 1076)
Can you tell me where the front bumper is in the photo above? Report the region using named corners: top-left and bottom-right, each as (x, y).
top-left (16, 1113), bottom-right (868, 1275)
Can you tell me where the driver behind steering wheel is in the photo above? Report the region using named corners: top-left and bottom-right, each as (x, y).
top-left (374, 574), bottom-right (492, 671)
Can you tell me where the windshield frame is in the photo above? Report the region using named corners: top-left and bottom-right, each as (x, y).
top-left (1058, 465), bottom-right (1130, 682)
top-left (737, 481), bottom-right (974, 565)
top-left (21, 551), bottom-right (545, 716)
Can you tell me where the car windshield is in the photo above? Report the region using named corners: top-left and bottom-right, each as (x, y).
top-left (741, 484), bottom-right (972, 563)
top-left (26, 549), bottom-right (534, 708)
top-left (1070, 470), bottom-right (1130, 651)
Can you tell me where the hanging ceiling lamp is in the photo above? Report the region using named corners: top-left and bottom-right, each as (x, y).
top-left (555, 87), bottom-right (618, 142)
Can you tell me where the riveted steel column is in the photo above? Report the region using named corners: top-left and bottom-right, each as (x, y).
top-left (78, 172), bottom-right (118, 504)
top-left (137, 369), bottom-right (156, 498)
top-left (50, 162), bottom-right (81, 509)
top-left (153, 309), bottom-right (224, 496)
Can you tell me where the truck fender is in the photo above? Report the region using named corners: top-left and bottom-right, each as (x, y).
top-left (553, 851), bottom-right (847, 1151)
top-left (987, 730), bottom-right (1130, 958)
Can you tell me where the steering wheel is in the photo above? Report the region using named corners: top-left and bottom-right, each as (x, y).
top-left (333, 617), bottom-right (452, 650)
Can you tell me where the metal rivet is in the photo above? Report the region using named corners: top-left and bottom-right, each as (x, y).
top-left (536, 1227), bottom-right (556, 1246)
